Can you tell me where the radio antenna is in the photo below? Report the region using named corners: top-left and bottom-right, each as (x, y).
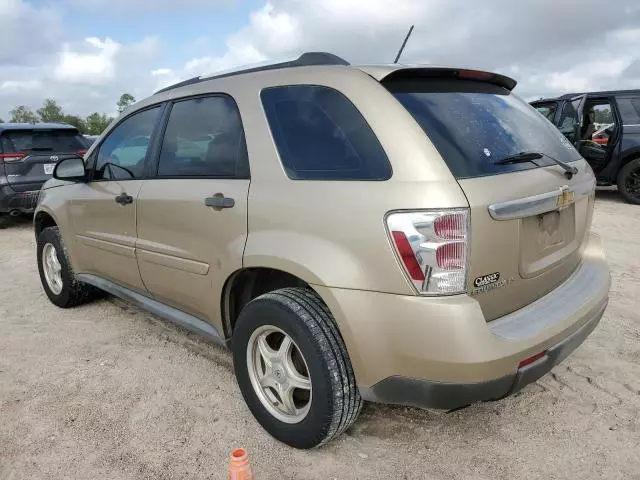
top-left (394, 25), bottom-right (414, 63)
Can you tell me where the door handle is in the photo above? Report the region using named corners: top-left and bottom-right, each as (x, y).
top-left (115, 193), bottom-right (134, 205)
top-left (204, 193), bottom-right (235, 210)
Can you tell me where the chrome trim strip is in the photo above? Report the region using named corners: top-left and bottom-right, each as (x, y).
top-left (77, 273), bottom-right (226, 346)
top-left (488, 178), bottom-right (595, 221)
top-left (489, 260), bottom-right (609, 341)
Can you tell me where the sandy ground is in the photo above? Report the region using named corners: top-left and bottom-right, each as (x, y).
top-left (1, 189), bottom-right (639, 480)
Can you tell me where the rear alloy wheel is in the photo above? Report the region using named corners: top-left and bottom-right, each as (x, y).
top-left (618, 158), bottom-right (640, 205)
top-left (247, 325), bottom-right (312, 423)
top-left (232, 287), bottom-right (362, 449)
top-left (37, 226), bottom-right (100, 308)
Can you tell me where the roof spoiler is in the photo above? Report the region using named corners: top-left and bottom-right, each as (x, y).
top-left (381, 67), bottom-right (517, 91)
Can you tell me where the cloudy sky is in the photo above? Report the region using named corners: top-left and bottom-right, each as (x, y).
top-left (1, 0), bottom-right (640, 120)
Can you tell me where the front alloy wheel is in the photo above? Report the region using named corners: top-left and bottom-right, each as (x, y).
top-left (42, 243), bottom-right (64, 295)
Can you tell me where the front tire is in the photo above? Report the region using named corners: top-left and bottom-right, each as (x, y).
top-left (617, 158), bottom-right (640, 205)
top-left (232, 287), bottom-right (362, 449)
top-left (37, 226), bottom-right (99, 308)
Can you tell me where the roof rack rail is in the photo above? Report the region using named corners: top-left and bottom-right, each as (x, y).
top-left (154, 52), bottom-right (349, 95)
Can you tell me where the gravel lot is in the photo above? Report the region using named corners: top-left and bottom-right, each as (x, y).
top-left (1, 189), bottom-right (639, 480)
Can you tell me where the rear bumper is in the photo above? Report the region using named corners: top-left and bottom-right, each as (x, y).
top-left (314, 233), bottom-right (610, 410)
top-left (362, 301), bottom-right (604, 410)
top-left (0, 184), bottom-right (40, 213)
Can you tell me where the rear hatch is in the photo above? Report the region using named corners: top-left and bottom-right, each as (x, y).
top-left (0, 128), bottom-right (88, 192)
top-left (384, 72), bottom-right (595, 321)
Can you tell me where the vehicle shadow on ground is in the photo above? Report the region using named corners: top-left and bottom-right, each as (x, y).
top-left (595, 187), bottom-right (625, 204)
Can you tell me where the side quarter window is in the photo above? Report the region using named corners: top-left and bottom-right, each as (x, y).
top-left (93, 106), bottom-right (161, 181)
top-left (156, 95), bottom-right (249, 178)
top-left (260, 85), bottom-right (392, 181)
top-left (617, 97), bottom-right (640, 125)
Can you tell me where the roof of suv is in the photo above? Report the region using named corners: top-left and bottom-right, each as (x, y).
top-left (0, 123), bottom-right (78, 132)
top-left (153, 51), bottom-right (517, 96)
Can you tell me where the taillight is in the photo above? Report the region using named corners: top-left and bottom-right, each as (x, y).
top-left (0, 152), bottom-right (26, 163)
top-left (386, 209), bottom-right (469, 295)
top-left (76, 150), bottom-right (88, 155)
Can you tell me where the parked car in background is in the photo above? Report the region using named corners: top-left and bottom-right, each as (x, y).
top-left (0, 123), bottom-right (88, 228)
top-left (531, 90), bottom-right (640, 204)
top-left (83, 135), bottom-right (99, 146)
top-left (34, 53), bottom-right (610, 448)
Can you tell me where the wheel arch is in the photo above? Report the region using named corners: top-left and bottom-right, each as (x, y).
top-left (221, 266), bottom-right (314, 339)
top-left (34, 208), bottom-right (59, 239)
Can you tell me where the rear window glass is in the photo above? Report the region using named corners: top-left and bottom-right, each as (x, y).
top-left (385, 78), bottom-right (581, 179)
top-left (260, 85), bottom-right (392, 180)
top-left (616, 97), bottom-right (640, 124)
top-left (0, 129), bottom-right (86, 153)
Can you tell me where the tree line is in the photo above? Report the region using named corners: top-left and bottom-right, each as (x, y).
top-left (0, 94), bottom-right (136, 135)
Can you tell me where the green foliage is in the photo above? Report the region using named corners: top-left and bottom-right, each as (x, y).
top-left (594, 107), bottom-right (613, 124)
top-left (117, 93), bottom-right (136, 113)
top-left (6, 98), bottom-right (116, 135)
top-left (85, 112), bottom-right (113, 135)
top-left (61, 115), bottom-right (87, 133)
top-left (9, 105), bottom-right (39, 123)
top-left (37, 99), bottom-right (65, 122)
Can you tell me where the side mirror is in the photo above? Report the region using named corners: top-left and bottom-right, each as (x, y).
top-left (53, 156), bottom-right (87, 182)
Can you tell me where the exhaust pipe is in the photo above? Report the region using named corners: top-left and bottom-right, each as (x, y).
top-left (9, 210), bottom-right (21, 217)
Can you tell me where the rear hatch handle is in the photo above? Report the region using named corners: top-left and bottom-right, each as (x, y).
top-left (488, 177), bottom-right (595, 220)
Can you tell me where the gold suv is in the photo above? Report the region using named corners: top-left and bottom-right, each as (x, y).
top-left (34, 52), bottom-right (611, 449)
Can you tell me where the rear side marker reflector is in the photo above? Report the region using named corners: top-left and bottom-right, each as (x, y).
top-left (391, 231), bottom-right (425, 281)
top-left (518, 351), bottom-right (546, 368)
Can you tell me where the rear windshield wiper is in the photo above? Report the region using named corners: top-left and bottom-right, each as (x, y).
top-left (28, 147), bottom-right (54, 151)
top-left (494, 151), bottom-right (578, 179)
top-left (493, 152), bottom-right (543, 165)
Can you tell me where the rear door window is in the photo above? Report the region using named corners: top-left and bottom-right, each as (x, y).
top-left (385, 78), bottom-right (580, 179)
top-left (0, 129), bottom-right (86, 154)
top-left (261, 85), bottom-right (392, 180)
top-left (157, 95), bottom-right (249, 178)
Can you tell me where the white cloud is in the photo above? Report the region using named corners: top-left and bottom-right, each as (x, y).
top-left (151, 68), bottom-right (172, 77)
top-left (54, 37), bottom-right (121, 85)
top-left (2, 0), bottom-right (640, 121)
top-left (168, 0), bottom-right (640, 101)
top-left (0, 80), bottom-right (42, 92)
top-left (0, 0), bottom-right (62, 64)
top-left (66, 0), bottom-right (234, 11)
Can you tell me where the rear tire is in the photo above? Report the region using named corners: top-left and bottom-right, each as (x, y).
top-left (232, 287), bottom-right (362, 449)
top-left (0, 214), bottom-right (10, 229)
top-left (617, 158), bottom-right (640, 205)
top-left (37, 226), bottom-right (100, 308)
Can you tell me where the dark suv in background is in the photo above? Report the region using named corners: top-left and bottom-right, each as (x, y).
top-left (531, 90), bottom-right (640, 204)
top-left (0, 123), bottom-right (89, 228)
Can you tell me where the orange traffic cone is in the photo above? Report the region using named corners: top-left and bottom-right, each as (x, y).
top-left (228, 448), bottom-right (254, 480)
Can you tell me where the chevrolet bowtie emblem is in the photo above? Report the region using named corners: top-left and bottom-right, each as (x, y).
top-left (556, 185), bottom-right (575, 208)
